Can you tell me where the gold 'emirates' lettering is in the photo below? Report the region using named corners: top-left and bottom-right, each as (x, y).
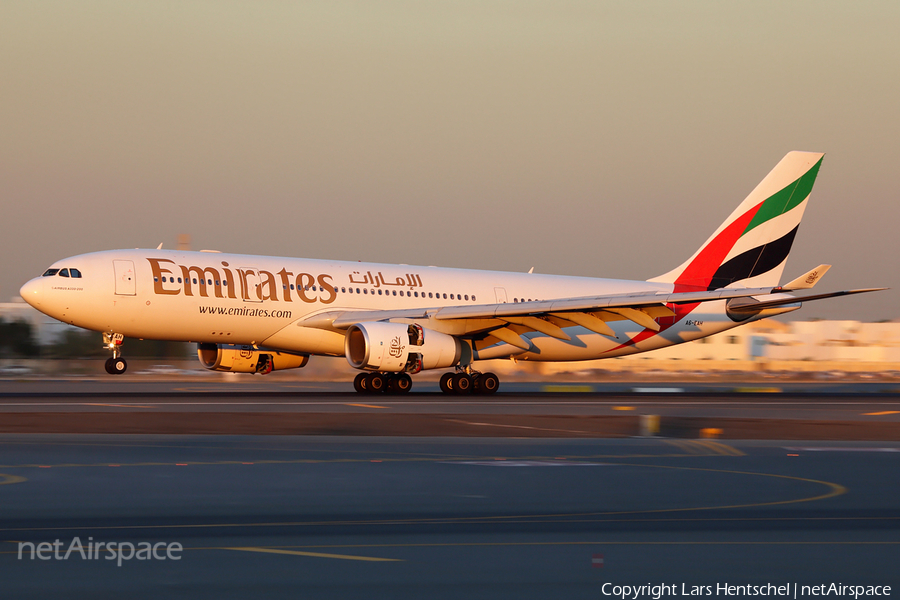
top-left (147, 259), bottom-right (336, 305)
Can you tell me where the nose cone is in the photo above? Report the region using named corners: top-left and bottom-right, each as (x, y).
top-left (20, 277), bottom-right (43, 308)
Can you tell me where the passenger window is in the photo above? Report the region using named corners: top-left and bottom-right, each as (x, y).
top-left (207, 279), bottom-right (212, 286)
top-left (450, 294), bottom-right (454, 300)
top-left (472, 295), bottom-right (476, 301)
top-left (465, 295), bottom-right (469, 301)
top-left (59, 269), bottom-right (70, 277)
top-left (428, 292), bottom-right (433, 298)
top-left (42, 269), bottom-right (59, 277)
top-left (178, 278), bottom-right (183, 284)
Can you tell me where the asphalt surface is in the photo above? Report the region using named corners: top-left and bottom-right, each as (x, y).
top-left (1, 380), bottom-right (899, 421)
top-left (0, 435), bottom-right (897, 599)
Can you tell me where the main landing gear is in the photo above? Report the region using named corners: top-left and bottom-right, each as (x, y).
top-left (103, 332), bottom-right (127, 375)
top-left (354, 372), bottom-right (413, 394)
top-left (352, 368), bottom-right (500, 395)
top-left (439, 367), bottom-right (499, 395)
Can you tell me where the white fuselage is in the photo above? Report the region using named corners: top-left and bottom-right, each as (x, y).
top-left (20, 249), bottom-right (792, 364)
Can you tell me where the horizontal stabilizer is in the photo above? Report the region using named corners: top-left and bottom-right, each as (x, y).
top-left (727, 288), bottom-right (887, 313)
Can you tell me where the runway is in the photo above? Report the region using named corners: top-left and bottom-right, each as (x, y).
top-left (1, 381), bottom-right (899, 421)
top-left (0, 435), bottom-right (897, 599)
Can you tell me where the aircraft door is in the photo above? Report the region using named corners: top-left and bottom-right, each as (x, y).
top-left (494, 287), bottom-right (508, 303)
top-left (113, 260), bottom-right (136, 296)
top-left (240, 268), bottom-right (263, 302)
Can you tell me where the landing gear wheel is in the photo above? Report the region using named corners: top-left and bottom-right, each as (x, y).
top-left (389, 373), bottom-right (412, 393)
top-left (453, 373), bottom-right (472, 394)
top-left (105, 357), bottom-right (127, 375)
top-left (353, 373), bottom-right (368, 393)
top-left (476, 372), bottom-right (499, 395)
top-left (439, 372), bottom-right (454, 394)
top-left (366, 373), bottom-right (386, 393)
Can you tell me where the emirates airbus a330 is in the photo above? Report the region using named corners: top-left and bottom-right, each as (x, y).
top-left (20, 152), bottom-right (882, 394)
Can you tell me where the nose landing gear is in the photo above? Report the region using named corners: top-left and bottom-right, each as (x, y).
top-left (103, 332), bottom-right (127, 375)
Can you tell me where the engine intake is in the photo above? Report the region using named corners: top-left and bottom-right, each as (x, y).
top-left (197, 343), bottom-right (309, 374)
top-left (345, 322), bottom-right (462, 372)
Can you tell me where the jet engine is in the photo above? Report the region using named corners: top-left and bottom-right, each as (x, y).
top-left (345, 322), bottom-right (462, 372)
top-left (197, 343), bottom-right (309, 374)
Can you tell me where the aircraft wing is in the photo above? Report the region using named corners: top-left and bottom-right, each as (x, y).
top-left (301, 286), bottom-right (884, 348)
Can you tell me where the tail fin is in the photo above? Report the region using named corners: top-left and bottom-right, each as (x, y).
top-left (650, 151), bottom-right (824, 291)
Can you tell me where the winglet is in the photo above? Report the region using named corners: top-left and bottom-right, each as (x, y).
top-left (781, 264), bottom-right (831, 290)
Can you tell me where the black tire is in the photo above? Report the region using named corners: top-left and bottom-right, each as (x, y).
top-left (393, 373), bottom-right (412, 393)
top-left (439, 373), bottom-right (454, 394)
top-left (480, 372), bottom-right (500, 394)
top-left (453, 373), bottom-right (471, 394)
top-left (367, 373), bottom-right (385, 393)
top-left (353, 373), bottom-right (368, 393)
top-left (104, 357), bottom-right (116, 375)
top-left (109, 358), bottom-right (127, 375)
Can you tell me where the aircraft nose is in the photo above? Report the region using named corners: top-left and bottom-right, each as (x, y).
top-left (20, 277), bottom-right (43, 308)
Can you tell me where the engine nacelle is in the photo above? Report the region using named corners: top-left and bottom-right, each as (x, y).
top-left (197, 343), bottom-right (309, 374)
top-left (345, 322), bottom-right (462, 372)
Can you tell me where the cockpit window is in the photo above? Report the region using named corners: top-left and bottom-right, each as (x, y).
top-left (70, 268), bottom-right (82, 278)
top-left (59, 268), bottom-right (70, 277)
top-left (42, 269), bottom-right (60, 277)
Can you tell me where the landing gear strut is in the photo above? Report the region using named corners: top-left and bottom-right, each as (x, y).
top-left (103, 332), bottom-right (127, 375)
top-left (440, 366), bottom-right (499, 395)
top-left (354, 372), bottom-right (413, 394)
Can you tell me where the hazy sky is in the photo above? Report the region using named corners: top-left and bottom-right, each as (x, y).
top-left (2, 2), bottom-right (897, 320)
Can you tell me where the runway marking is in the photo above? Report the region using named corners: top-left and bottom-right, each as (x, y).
top-left (862, 411), bottom-right (900, 416)
top-left (225, 546), bottom-right (402, 562)
top-left (85, 403), bottom-right (156, 409)
top-left (783, 447), bottom-right (899, 453)
top-left (447, 461), bottom-right (611, 467)
top-left (0, 441), bottom-right (754, 471)
top-left (691, 440), bottom-right (745, 456)
top-left (0, 474), bottom-right (26, 486)
top-left (541, 385), bottom-right (594, 393)
top-left (0, 463), bottom-right (847, 533)
top-left (663, 440), bottom-right (742, 456)
top-left (442, 419), bottom-right (596, 435)
top-left (346, 403), bottom-right (389, 409)
top-left (665, 440), bottom-right (705, 455)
